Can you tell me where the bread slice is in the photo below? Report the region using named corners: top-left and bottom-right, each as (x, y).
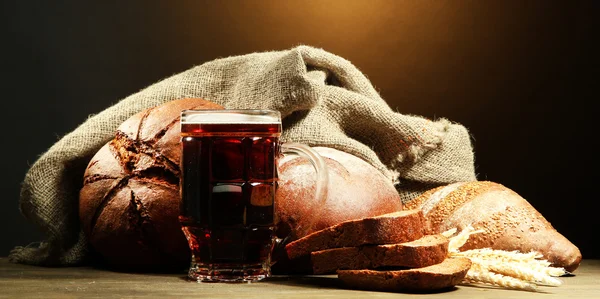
top-left (337, 257), bottom-right (472, 292)
top-left (311, 234), bottom-right (449, 274)
top-left (285, 209), bottom-right (426, 260)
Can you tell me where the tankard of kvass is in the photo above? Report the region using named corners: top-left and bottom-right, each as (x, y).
top-left (179, 109), bottom-right (328, 282)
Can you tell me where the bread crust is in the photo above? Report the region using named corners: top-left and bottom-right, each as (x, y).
top-left (276, 147), bottom-right (402, 241)
top-left (311, 234), bottom-right (449, 274)
top-left (285, 210), bottom-right (426, 260)
top-left (337, 257), bottom-right (472, 292)
top-left (406, 181), bottom-right (582, 272)
top-left (79, 98), bottom-right (223, 269)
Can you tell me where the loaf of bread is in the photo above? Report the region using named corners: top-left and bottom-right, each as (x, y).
top-left (403, 181), bottom-right (582, 272)
top-left (311, 234), bottom-right (449, 274)
top-left (79, 98), bottom-right (224, 270)
top-left (79, 98), bottom-right (403, 270)
top-left (337, 257), bottom-right (472, 292)
top-left (275, 147), bottom-right (403, 241)
top-left (285, 210), bottom-right (427, 260)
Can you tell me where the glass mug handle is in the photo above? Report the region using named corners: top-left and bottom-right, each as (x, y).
top-left (278, 143), bottom-right (329, 239)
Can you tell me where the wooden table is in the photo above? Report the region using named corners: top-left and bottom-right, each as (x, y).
top-left (1, 258), bottom-right (598, 298)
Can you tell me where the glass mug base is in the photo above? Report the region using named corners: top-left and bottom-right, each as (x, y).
top-left (188, 262), bottom-right (271, 282)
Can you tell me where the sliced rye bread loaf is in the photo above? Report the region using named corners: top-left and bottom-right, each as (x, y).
top-left (285, 209), bottom-right (426, 260)
top-left (337, 257), bottom-right (472, 292)
top-left (311, 234), bottom-right (449, 274)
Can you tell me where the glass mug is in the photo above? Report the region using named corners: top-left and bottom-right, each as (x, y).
top-left (179, 109), bottom-right (328, 282)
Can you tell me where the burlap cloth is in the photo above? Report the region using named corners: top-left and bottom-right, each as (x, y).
top-left (10, 45), bottom-right (476, 266)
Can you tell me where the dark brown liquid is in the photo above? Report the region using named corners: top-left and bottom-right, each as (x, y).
top-left (180, 122), bottom-right (281, 265)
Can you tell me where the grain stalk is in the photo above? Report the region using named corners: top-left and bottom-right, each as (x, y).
top-left (445, 225), bottom-right (566, 291)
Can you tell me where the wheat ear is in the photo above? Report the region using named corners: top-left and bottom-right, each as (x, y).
top-left (486, 263), bottom-right (562, 286)
top-left (448, 226), bottom-right (566, 291)
top-left (454, 249), bottom-right (567, 277)
top-left (465, 264), bottom-right (539, 292)
top-left (447, 225), bottom-right (484, 253)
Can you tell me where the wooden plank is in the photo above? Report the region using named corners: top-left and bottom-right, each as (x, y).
top-left (0, 258), bottom-right (598, 298)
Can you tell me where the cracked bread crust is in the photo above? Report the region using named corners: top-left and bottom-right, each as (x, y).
top-left (78, 98), bottom-right (223, 270)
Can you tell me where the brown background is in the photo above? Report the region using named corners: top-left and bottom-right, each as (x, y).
top-left (1, 1), bottom-right (598, 259)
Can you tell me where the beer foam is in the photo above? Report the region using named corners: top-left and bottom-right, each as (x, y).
top-left (182, 111), bottom-right (280, 124)
top-left (212, 184), bottom-right (242, 193)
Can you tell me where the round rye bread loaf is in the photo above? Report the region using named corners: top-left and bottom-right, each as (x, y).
top-left (79, 98), bottom-right (224, 270)
top-left (276, 147), bottom-right (403, 241)
top-left (79, 98), bottom-right (402, 270)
